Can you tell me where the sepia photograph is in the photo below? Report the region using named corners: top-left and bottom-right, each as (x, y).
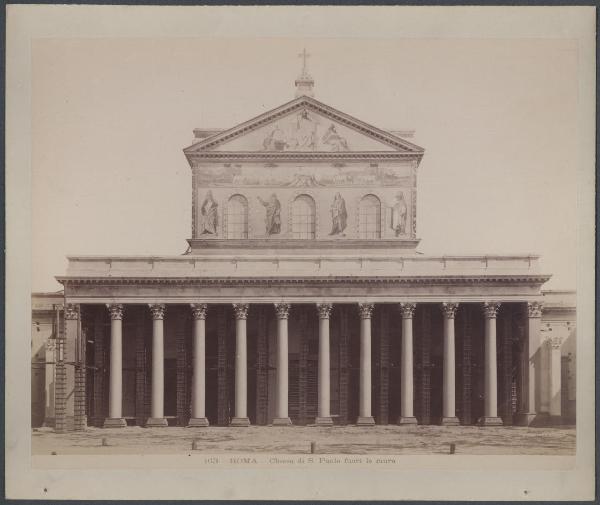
top-left (6, 5), bottom-right (595, 501)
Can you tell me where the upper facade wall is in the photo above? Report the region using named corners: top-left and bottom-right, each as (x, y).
top-left (186, 100), bottom-right (423, 246)
top-left (191, 160), bottom-right (416, 241)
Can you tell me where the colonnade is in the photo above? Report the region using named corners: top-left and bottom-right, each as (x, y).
top-left (101, 301), bottom-right (541, 428)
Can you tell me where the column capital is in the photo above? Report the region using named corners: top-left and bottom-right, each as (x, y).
top-left (399, 302), bottom-right (416, 318)
top-left (549, 335), bottom-right (563, 349)
top-left (274, 303), bottom-right (291, 320)
top-left (191, 303), bottom-right (208, 320)
top-left (316, 303), bottom-right (333, 320)
top-left (149, 303), bottom-right (166, 320)
top-left (482, 302), bottom-right (501, 319)
top-left (527, 301), bottom-right (544, 318)
top-left (65, 303), bottom-right (80, 320)
top-left (441, 302), bottom-right (459, 319)
top-left (358, 302), bottom-right (375, 319)
top-left (233, 303), bottom-right (249, 320)
top-left (106, 303), bottom-right (123, 321)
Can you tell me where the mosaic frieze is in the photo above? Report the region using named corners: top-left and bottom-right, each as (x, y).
top-left (193, 162), bottom-right (413, 188)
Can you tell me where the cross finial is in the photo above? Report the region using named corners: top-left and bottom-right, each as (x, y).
top-left (298, 48), bottom-right (310, 76)
top-left (294, 48), bottom-right (314, 98)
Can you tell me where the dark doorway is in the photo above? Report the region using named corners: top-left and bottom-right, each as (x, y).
top-left (164, 358), bottom-right (177, 417)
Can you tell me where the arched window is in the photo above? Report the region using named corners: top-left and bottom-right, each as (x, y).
top-left (359, 194), bottom-right (381, 239)
top-left (227, 194), bottom-right (248, 239)
top-left (291, 194), bottom-right (316, 239)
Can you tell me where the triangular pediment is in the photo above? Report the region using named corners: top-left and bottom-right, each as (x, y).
top-left (184, 96), bottom-right (424, 154)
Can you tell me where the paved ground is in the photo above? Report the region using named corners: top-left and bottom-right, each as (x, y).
top-left (32, 424), bottom-right (576, 455)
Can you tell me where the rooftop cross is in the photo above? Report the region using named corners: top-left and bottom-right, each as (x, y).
top-left (295, 48), bottom-right (314, 97)
top-left (298, 48), bottom-right (310, 76)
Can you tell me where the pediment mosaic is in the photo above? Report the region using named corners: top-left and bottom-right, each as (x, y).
top-left (185, 97), bottom-right (424, 155)
top-left (212, 108), bottom-right (395, 152)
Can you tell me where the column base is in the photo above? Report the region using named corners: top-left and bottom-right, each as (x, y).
top-left (315, 416), bottom-right (333, 426)
top-left (43, 417), bottom-right (56, 429)
top-left (397, 416), bottom-right (418, 425)
top-left (440, 416), bottom-right (460, 426)
top-left (146, 417), bottom-right (168, 428)
top-left (103, 417), bottom-right (127, 428)
top-left (187, 417), bottom-right (210, 427)
top-left (477, 416), bottom-right (504, 427)
top-left (55, 415), bottom-right (76, 432)
top-left (514, 412), bottom-right (537, 426)
top-left (75, 415), bottom-right (88, 430)
top-left (272, 417), bottom-right (292, 426)
top-left (356, 416), bottom-right (376, 426)
top-left (230, 417), bottom-right (251, 427)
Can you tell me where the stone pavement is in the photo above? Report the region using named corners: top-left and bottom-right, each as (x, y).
top-left (32, 424), bottom-right (576, 456)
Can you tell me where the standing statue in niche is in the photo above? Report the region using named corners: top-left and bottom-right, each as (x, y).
top-left (391, 192), bottom-right (407, 236)
top-left (329, 192), bottom-right (348, 236)
top-left (199, 190), bottom-right (218, 235)
top-left (257, 194), bottom-right (281, 235)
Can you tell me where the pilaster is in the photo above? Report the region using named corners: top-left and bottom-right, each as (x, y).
top-left (56, 303), bottom-right (79, 432)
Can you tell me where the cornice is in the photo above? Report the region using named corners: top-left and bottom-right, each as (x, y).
top-left (188, 238), bottom-right (421, 250)
top-left (57, 274), bottom-right (552, 287)
top-left (186, 151), bottom-right (423, 163)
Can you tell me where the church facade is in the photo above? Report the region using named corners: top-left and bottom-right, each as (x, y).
top-left (32, 65), bottom-right (576, 432)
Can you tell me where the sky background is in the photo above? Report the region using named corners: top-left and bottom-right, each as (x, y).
top-left (32, 37), bottom-right (578, 291)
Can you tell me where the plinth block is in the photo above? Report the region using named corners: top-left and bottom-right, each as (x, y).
top-left (146, 417), bottom-right (168, 428)
top-left (356, 416), bottom-right (376, 426)
top-left (103, 418), bottom-right (126, 428)
top-left (478, 416), bottom-right (503, 427)
top-left (272, 417), bottom-right (293, 426)
top-left (440, 417), bottom-right (461, 426)
top-left (315, 417), bottom-right (333, 426)
top-left (515, 412), bottom-right (537, 426)
top-left (397, 416), bottom-right (418, 425)
top-left (187, 417), bottom-right (210, 428)
top-left (230, 417), bottom-right (251, 427)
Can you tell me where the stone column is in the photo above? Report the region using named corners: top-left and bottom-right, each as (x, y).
top-left (479, 302), bottom-right (503, 426)
top-left (517, 301), bottom-right (542, 425)
top-left (188, 304), bottom-right (209, 427)
top-left (147, 304), bottom-right (168, 427)
top-left (398, 303), bottom-right (417, 425)
top-left (549, 336), bottom-right (563, 418)
top-left (440, 303), bottom-right (460, 425)
top-left (315, 303), bottom-right (333, 426)
top-left (273, 303), bottom-right (292, 426)
top-left (231, 303), bottom-right (250, 426)
top-left (357, 303), bottom-right (375, 426)
top-left (104, 304), bottom-right (126, 427)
